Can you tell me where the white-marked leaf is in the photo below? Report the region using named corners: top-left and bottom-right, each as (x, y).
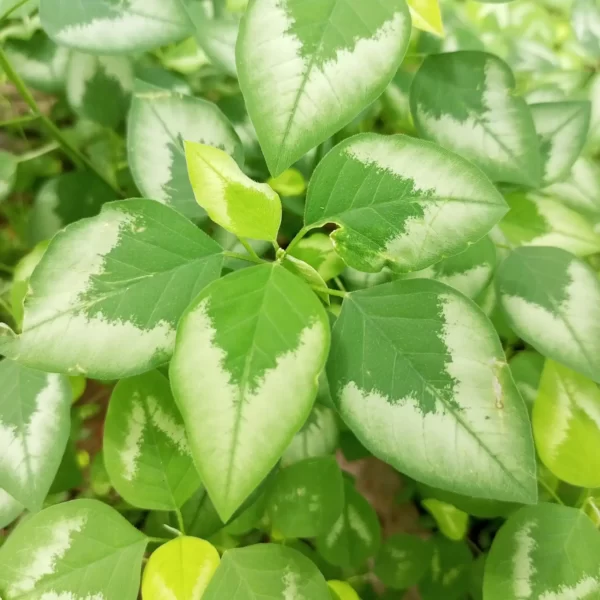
top-left (420, 537), bottom-right (472, 600)
top-left (66, 53), bottom-right (134, 127)
top-left (407, 0), bottom-right (444, 36)
top-left (5, 31), bottom-right (69, 93)
top-left (288, 234), bottom-right (345, 283)
top-left (531, 101), bottom-right (591, 186)
top-left (236, 0), bottom-right (412, 176)
top-left (185, 142), bottom-right (281, 241)
top-left (328, 278), bottom-right (537, 504)
top-left (305, 134), bottom-right (507, 273)
top-left (203, 544), bottom-right (331, 600)
top-left (0, 199), bottom-right (224, 380)
top-left (39, 0), bottom-right (192, 54)
top-left (398, 236), bottom-right (496, 299)
top-left (327, 581), bottom-right (360, 600)
top-left (374, 534), bottom-right (433, 590)
top-left (533, 360), bottom-right (600, 488)
top-left (422, 498), bottom-right (469, 541)
top-left (0, 489), bottom-right (23, 529)
top-left (170, 263), bottom-right (330, 521)
top-left (142, 537), bottom-right (220, 600)
top-left (0, 151), bottom-right (18, 203)
top-left (0, 499), bottom-right (147, 600)
top-left (30, 172), bottom-right (116, 244)
top-left (316, 478), bottom-right (381, 569)
top-left (0, 360), bottom-right (71, 511)
top-left (128, 80), bottom-right (243, 219)
top-left (266, 456), bottom-right (344, 539)
top-left (573, 0), bottom-right (600, 59)
top-left (484, 504), bottom-right (600, 600)
top-left (411, 51), bottom-right (542, 187)
top-left (496, 246), bottom-right (600, 383)
top-left (498, 192), bottom-right (600, 257)
top-left (104, 370), bottom-right (200, 511)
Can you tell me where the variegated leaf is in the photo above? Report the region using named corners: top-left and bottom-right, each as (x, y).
top-left (236, 0), bottom-right (412, 176)
top-left (374, 534), bottom-right (433, 590)
top-left (104, 371), bottom-right (200, 511)
top-left (573, 0), bottom-right (600, 59)
top-left (305, 133), bottom-right (507, 273)
top-left (484, 504), bottom-right (600, 600)
top-left (421, 537), bottom-right (472, 600)
top-left (496, 246), bottom-right (600, 383)
top-left (128, 80), bottom-right (243, 219)
top-left (328, 279), bottom-right (537, 504)
top-left (0, 499), bottom-right (147, 600)
top-left (0, 360), bottom-right (71, 511)
top-left (411, 51), bottom-right (542, 187)
top-left (0, 489), bottom-right (22, 529)
top-left (0, 200), bottom-right (224, 380)
top-left (170, 263), bottom-right (330, 521)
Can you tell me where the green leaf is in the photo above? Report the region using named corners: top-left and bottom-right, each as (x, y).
top-left (170, 263), bottom-right (330, 521)
top-left (30, 171), bottom-right (116, 244)
top-left (128, 80), bottom-right (243, 220)
top-left (509, 350), bottom-right (544, 411)
top-left (104, 370), bottom-right (200, 510)
top-left (531, 101), bottom-right (591, 185)
top-left (328, 278), bottom-right (537, 504)
top-left (268, 168), bottom-right (307, 197)
top-left (420, 537), bottom-right (472, 600)
top-left (66, 53), bottom-right (134, 128)
top-left (407, 0), bottom-right (444, 36)
top-left (203, 544), bottom-right (331, 600)
top-left (185, 142), bottom-right (281, 241)
top-left (266, 456), bottom-right (344, 538)
top-left (498, 191), bottom-right (600, 257)
top-left (0, 499), bottom-right (147, 600)
top-left (316, 479), bottom-right (381, 569)
top-left (288, 234), bottom-right (345, 283)
top-left (0, 489), bottom-right (23, 529)
top-left (496, 246), bottom-right (600, 382)
top-left (533, 360), bottom-right (600, 488)
top-left (327, 581), bottom-right (360, 600)
top-left (0, 360), bottom-right (71, 510)
top-left (410, 51), bottom-right (541, 187)
top-left (305, 133), bottom-right (507, 273)
top-left (0, 0), bottom-right (37, 18)
top-left (397, 236), bottom-right (496, 299)
top-left (0, 199), bottom-right (224, 380)
top-left (142, 537), bottom-right (220, 600)
top-left (374, 533), bottom-right (433, 590)
top-left (236, 0), bottom-right (412, 176)
top-left (573, 0), bottom-right (600, 59)
top-left (483, 504), bottom-right (600, 600)
top-left (422, 498), bottom-right (469, 541)
top-left (39, 0), bottom-right (193, 54)
top-left (0, 151), bottom-right (18, 203)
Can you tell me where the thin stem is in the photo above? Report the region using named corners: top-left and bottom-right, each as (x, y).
top-left (17, 141), bottom-right (59, 163)
top-left (538, 477), bottom-right (564, 505)
top-left (311, 285), bottom-right (346, 298)
top-left (223, 250), bottom-right (265, 265)
top-left (175, 508), bottom-right (186, 535)
top-left (147, 536), bottom-right (172, 545)
top-left (578, 488), bottom-right (593, 511)
top-left (0, 47), bottom-right (123, 197)
top-left (239, 238), bottom-right (261, 261)
top-left (285, 225), bottom-right (312, 256)
top-left (272, 239), bottom-right (281, 252)
top-left (0, 0), bottom-right (30, 21)
top-left (0, 113), bottom-right (39, 128)
top-left (334, 276), bottom-right (347, 293)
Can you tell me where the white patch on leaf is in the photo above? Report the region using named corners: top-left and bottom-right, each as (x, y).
top-left (347, 505), bottom-right (372, 546)
top-left (326, 514), bottom-right (345, 547)
top-left (146, 396), bottom-right (190, 455)
top-left (40, 593), bottom-right (105, 600)
top-left (539, 577), bottom-right (600, 600)
top-left (121, 397), bottom-right (146, 481)
top-left (513, 520), bottom-right (537, 599)
top-left (282, 569), bottom-right (303, 600)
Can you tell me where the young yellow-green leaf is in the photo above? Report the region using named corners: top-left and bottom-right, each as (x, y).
top-left (0, 200), bottom-right (224, 380)
top-left (374, 534), bottom-right (433, 590)
top-left (533, 360), bottom-right (600, 488)
top-left (104, 370), bottom-right (200, 511)
top-left (531, 101), bottom-right (591, 186)
top-left (411, 52), bottom-right (542, 187)
top-left (0, 499), bottom-right (147, 600)
top-left (407, 0), bottom-right (444, 36)
top-left (0, 360), bottom-right (71, 511)
top-left (422, 499), bottom-right (469, 541)
top-left (498, 192), bottom-right (600, 257)
top-left (268, 168), bottom-right (307, 197)
top-left (288, 234), bottom-right (346, 283)
top-left (420, 537), bottom-right (472, 600)
top-left (281, 253), bottom-right (330, 306)
top-left (185, 142), bottom-right (281, 241)
top-left (0, 489), bottom-right (22, 529)
top-left (484, 504), bottom-right (600, 600)
top-left (266, 456), bottom-right (344, 539)
top-left (328, 278), bottom-right (537, 504)
top-left (203, 544), bottom-right (331, 600)
top-left (170, 263), bottom-right (330, 521)
top-left (142, 537), bottom-right (220, 600)
top-left (305, 134), bottom-right (507, 273)
top-left (327, 580), bottom-right (360, 600)
top-left (39, 0), bottom-right (193, 53)
top-left (0, 151), bottom-right (18, 203)
top-left (128, 80), bottom-right (243, 220)
top-left (316, 479), bottom-right (381, 569)
top-left (236, 0), bottom-right (412, 176)
top-left (496, 246), bottom-right (600, 383)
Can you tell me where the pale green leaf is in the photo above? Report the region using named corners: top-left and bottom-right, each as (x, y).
top-left (170, 263), bottom-right (330, 521)
top-left (288, 234), bottom-right (345, 283)
top-left (0, 0), bottom-right (37, 18)
top-left (236, 0), bottom-right (412, 175)
top-left (328, 278), bottom-right (537, 504)
top-left (281, 253), bottom-right (330, 305)
top-left (104, 370), bottom-right (200, 511)
top-left (0, 200), bottom-right (224, 380)
top-left (422, 498), bottom-right (469, 541)
top-left (496, 246), bottom-right (600, 382)
top-left (327, 581), bottom-right (360, 600)
top-left (0, 499), bottom-right (147, 600)
top-left (0, 489), bottom-right (22, 529)
top-left (268, 168), bottom-right (307, 197)
top-left (573, 0), bottom-right (600, 59)
top-left (305, 133), bottom-right (507, 273)
top-left (407, 0), bottom-right (444, 36)
top-left (411, 51), bottom-right (542, 187)
top-left (0, 360), bottom-right (71, 510)
top-left (509, 350), bottom-right (544, 411)
top-left (0, 151), bottom-right (18, 203)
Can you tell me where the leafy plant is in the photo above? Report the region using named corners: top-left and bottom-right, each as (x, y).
top-left (1, 0), bottom-right (600, 599)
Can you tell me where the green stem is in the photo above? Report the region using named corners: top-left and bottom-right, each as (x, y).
top-left (147, 536), bottom-right (172, 545)
top-left (175, 508), bottom-right (186, 535)
top-left (239, 238), bottom-right (261, 261)
top-left (311, 285), bottom-right (346, 298)
top-left (334, 276), bottom-right (347, 293)
top-left (0, 0), bottom-right (30, 21)
top-left (0, 47), bottom-right (123, 197)
top-left (538, 477), bottom-right (564, 505)
top-left (17, 141), bottom-right (59, 163)
top-left (0, 113), bottom-right (39, 128)
top-left (223, 250), bottom-right (265, 265)
top-left (285, 225), bottom-right (312, 256)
